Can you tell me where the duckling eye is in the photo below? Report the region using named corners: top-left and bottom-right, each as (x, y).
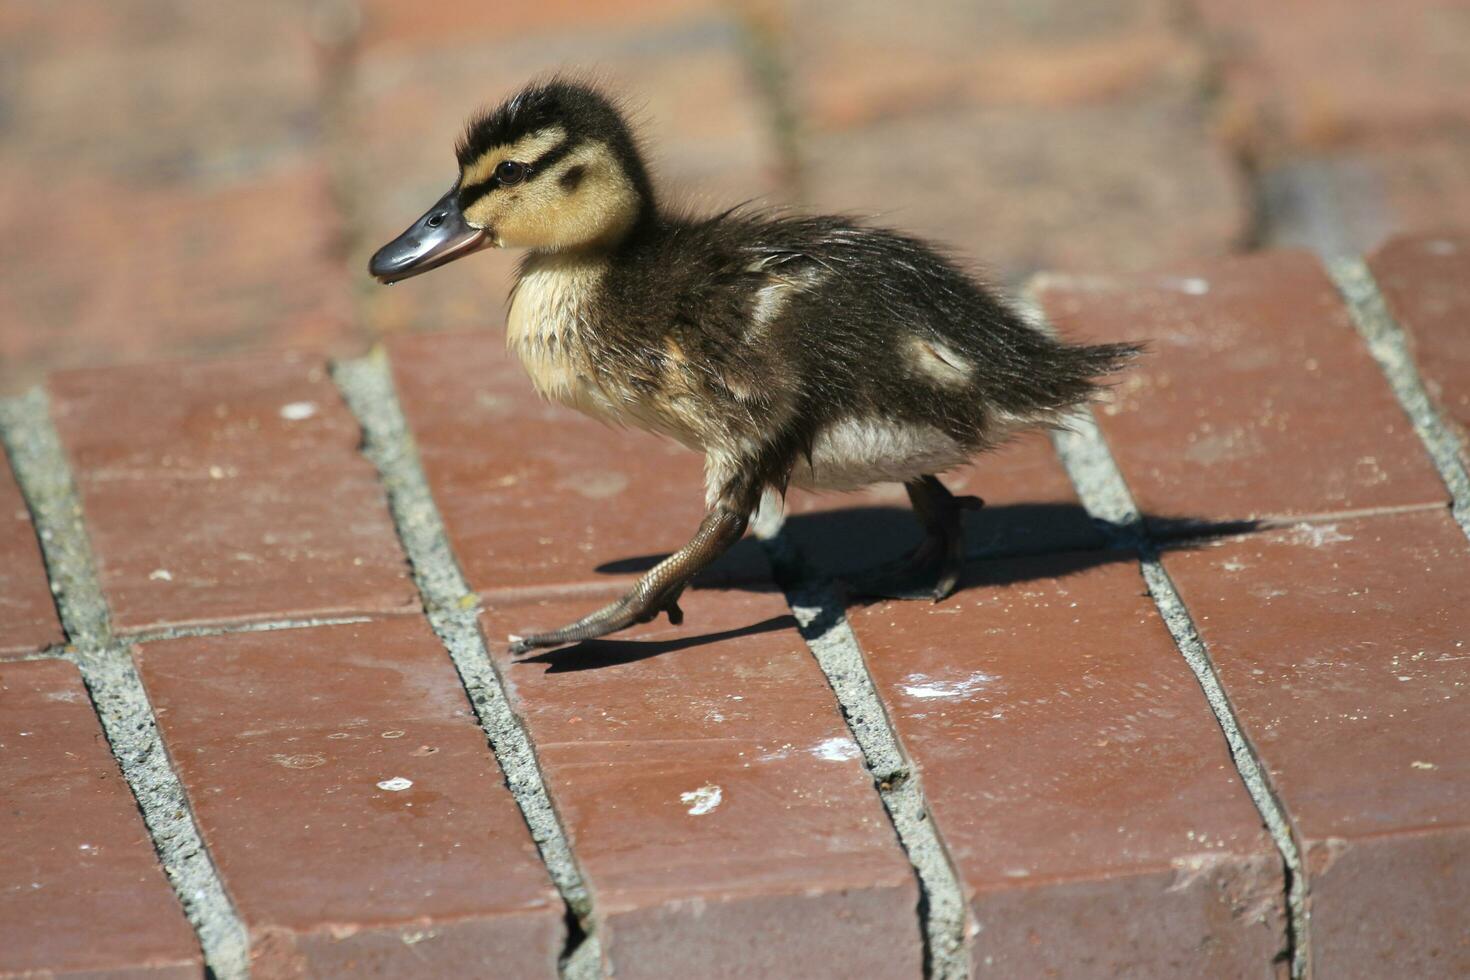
top-left (496, 160), bottom-right (527, 185)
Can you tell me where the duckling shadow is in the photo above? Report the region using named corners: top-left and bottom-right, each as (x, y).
top-left (515, 614), bottom-right (797, 673)
top-left (596, 501), bottom-right (1260, 595)
top-left (596, 501), bottom-right (1100, 579)
top-left (551, 507), bottom-right (1259, 670)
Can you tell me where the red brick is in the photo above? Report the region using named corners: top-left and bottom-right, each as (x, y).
top-left (1195, 0), bottom-right (1470, 154)
top-left (803, 98), bottom-right (1247, 284)
top-left (390, 331), bottom-right (769, 595)
top-left (0, 164), bottom-right (358, 394)
top-left (0, 1), bottom-right (357, 394)
top-left (1305, 826), bottom-right (1470, 979)
top-left (1036, 250), bottom-right (1448, 531)
top-left (1, 0), bottom-right (320, 183)
top-left (1351, 140), bottom-right (1470, 246)
top-left (783, 432), bottom-right (1103, 577)
top-left (1368, 231), bottom-right (1470, 450)
top-left (479, 588), bottom-right (923, 977)
top-left (0, 659), bottom-right (200, 978)
top-left (49, 352), bottom-right (418, 633)
top-left (0, 456), bottom-right (63, 657)
top-left (134, 618), bottom-right (564, 977)
top-left (785, 0), bottom-right (1203, 130)
top-left (1255, 140), bottom-right (1470, 258)
top-left (1162, 509), bottom-right (1470, 977)
top-left (357, 0), bottom-right (717, 50)
top-left (846, 554), bottom-right (1286, 975)
top-left (351, 15), bottom-right (783, 337)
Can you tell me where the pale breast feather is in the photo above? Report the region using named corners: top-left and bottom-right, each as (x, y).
top-left (506, 255), bottom-right (713, 451)
top-left (506, 255), bottom-right (613, 417)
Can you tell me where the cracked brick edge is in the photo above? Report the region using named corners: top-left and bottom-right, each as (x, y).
top-left (756, 523), bottom-right (974, 980)
top-left (0, 389), bottom-right (251, 980)
top-left (1047, 408), bottom-right (1310, 979)
top-left (332, 350), bottom-right (603, 980)
top-left (1327, 258), bottom-right (1470, 543)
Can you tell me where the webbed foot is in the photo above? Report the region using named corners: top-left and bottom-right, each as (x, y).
top-left (842, 475), bottom-right (982, 602)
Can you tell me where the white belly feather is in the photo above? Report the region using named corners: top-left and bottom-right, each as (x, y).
top-left (793, 417), bottom-right (971, 491)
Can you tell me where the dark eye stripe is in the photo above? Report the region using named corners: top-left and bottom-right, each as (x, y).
top-left (457, 138), bottom-right (579, 209)
top-left (527, 139), bottom-right (576, 176)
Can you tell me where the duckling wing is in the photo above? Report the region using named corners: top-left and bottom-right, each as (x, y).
top-left (730, 215), bottom-right (1138, 431)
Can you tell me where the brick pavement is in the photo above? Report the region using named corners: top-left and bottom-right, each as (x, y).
top-left (3, 235), bottom-right (1467, 978)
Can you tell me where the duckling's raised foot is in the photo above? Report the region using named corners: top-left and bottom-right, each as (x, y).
top-left (841, 474), bottom-right (983, 602)
top-left (507, 590), bottom-right (685, 656)
top-left (509, 500), bottom-right (752, 655)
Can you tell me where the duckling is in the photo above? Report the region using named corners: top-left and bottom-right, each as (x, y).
top-left (369, 79), bottom-right (1138, 654)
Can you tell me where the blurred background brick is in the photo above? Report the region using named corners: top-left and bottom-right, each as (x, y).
top-left (779, 0), bottom-right (1201, 127)
top-left (3, 0), bottom-right (1468, 388)
top-left (0, 0), bottom-right (357, 392)
top-left (1196, 0), bottom-right (1470, 255)
top-left (802, 96), bottom-right (1246, 283)
top-left (1196, 0), bottom-right (1470, 150)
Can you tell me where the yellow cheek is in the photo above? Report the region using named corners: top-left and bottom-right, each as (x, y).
top-left (479, 185), bottom-right (567, 248)
top-left (463, 196), bottom-right (504, 232)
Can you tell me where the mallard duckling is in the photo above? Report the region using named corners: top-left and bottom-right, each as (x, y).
top-left (370, 79), bottom-right (1137, 654)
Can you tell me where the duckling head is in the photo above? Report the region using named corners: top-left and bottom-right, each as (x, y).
top-left (370, 80), bottom-right (652, 284)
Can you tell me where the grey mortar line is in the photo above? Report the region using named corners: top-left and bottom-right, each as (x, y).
top-left (0, 390), bottom-right (251, 980)
top-left (755, 523), bottom-right (973, 980)
top-left (1327, 258), bottom-right (1470, 543)
top-left (1048, 412), bottom-right (1310, 979)
top-left (126, 614), bottom-right (377, 645)
top-left (331, 351), bottom-right (602, 980)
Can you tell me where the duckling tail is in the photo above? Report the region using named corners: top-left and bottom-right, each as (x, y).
top-left (1070, 339), bottom-right (1144, 384)
top-left (1028, 338), bottom-right (1144, 413)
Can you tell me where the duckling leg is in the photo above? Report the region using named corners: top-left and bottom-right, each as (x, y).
top-left (508, 489), bottom-right (757, 655)
top-left (846, 474), bottom-right (983, 602)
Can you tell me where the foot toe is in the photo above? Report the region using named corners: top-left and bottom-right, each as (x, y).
top-left (932, 567), bottom-right (962, 602)
top-left (508, 632), bottom-right (569, 656)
